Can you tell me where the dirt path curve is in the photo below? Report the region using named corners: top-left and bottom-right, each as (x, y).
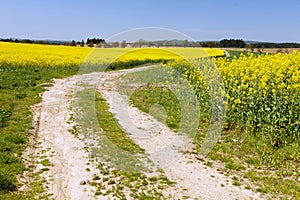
top-left (32, 65), bottom-right (263, 199)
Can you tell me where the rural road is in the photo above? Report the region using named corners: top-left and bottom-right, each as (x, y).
top-left (224, 49), bottom-right (231, 57)
top-left (31, 66), bottom-right (263, 199)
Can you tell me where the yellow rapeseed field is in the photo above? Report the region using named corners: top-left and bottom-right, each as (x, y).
top-left (0, 42), bottom-right (224, 67)
top-left (168, 52), bottom-right (300, 146)
top-left (0, 41), bottom-right (299, 199)
top-left (0, 42), bottom-right (91, 67)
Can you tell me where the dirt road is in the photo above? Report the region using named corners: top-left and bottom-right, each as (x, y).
top-left (31, 66), bottom-right (263, 199)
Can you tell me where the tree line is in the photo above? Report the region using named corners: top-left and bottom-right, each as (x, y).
top-left (0, 38), bottom-right (82, 46)
top-left (1, 37), bottom-right (299, 48)
top-left (0, 38), bottom-right (106, 47)
top-left (249, 42), bottom-right (300, 48)
top-left (197, 40), bottom-right (300, 48)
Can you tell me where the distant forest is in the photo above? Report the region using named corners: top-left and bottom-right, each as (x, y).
top-left (1, 38), bottom-right (300, 48)
top-left (0, 38), bottom-right (80, 46)
top-left (200, 39), bottom-right (300, 48)
top-left (248, 42), bottom-right (300, 48)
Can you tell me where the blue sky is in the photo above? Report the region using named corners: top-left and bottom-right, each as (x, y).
top-left (1, 0), bottom-right (299, 42)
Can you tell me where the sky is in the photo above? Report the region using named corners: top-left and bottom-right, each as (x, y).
top-left (1, 0), bottom-right (300, 42)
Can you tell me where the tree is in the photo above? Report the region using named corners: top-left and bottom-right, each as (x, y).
top-left (171, 41), bottom-right (177, 47)
top-left (121, 40), bottom-right (127, 48)
top-left (133, 41), bottom-right (140, 48)
top-left (164, 41), bottom-right (170, 47)
top-left (103, 43), bottom-right (112, 48)
top-left (182, 40), bottom-right (189, 47)
top-left (156, 41), bottom-right (163, 48)
top-left (200, 42), bottom-right (208, 47)
top-left (86, 38), bottom-right (105, 45)
top-left (138, 39), bottom-right (146, 48)
top-left (191, 42), bottom-right (196, 48)
top-left (245, 44), bottom-right (250, 52)
top-left (80, 40), bottom-right (85, 47)
top-left (71, 40), bottom-right (77, 46)
top-left (220, 39), bottom-right (246, 48)
top-left (147, 41), bottom-right (153, 47)
top-left (111, 41), bottom-right (119, 48)
top-left (208, 41), bottom-right (216, 48)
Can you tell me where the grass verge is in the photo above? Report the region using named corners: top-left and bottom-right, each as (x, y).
top-left (0, 64), bottom-right (79, 199)
top-left (95, 92), bottom-right (144, 154)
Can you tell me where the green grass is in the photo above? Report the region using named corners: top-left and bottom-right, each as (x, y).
top-left (95, 93), bottom-right (144, 154)
top-left (40, 159), bottom-right (53, 167)
top-left (130, 85), bottom-right (181, 130)
top-left (0, 64), bottom-right (80, 199)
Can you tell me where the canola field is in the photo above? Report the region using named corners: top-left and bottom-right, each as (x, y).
top-left (167, 52), bottom-right (300, 147)
top-left (0, 41), bottom-right (299, 197)
top-left (0, 42), bottom-right (224, 67)
top-left (218, 52), bottom-right (300, 145)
